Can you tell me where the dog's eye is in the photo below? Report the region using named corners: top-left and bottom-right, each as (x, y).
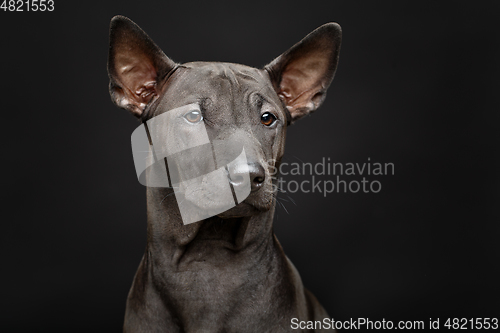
top-left (261, 112), bottom-right (277, 126)
top-left (183, 110), bottom-right (203, 124)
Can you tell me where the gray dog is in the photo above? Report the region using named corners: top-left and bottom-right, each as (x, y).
top-left (107, 15), bottom-right (341, 332)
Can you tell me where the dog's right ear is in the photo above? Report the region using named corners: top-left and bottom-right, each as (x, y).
top-left (107, 16), bottom-right (177, 117)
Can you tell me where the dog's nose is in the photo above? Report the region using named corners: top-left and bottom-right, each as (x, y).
top-left (228, 162), bottom-right (265, 192)
top-left (248, 162), bottom-right (265, 191)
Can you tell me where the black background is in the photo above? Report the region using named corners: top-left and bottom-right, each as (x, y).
top-left (1, 1), bottom-right (499, 332)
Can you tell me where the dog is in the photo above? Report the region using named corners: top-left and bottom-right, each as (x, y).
top-left (107, 15), bottom-right (341, 332)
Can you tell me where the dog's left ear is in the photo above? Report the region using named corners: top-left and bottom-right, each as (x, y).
top-left (265, 23), bottom-right (341, 123)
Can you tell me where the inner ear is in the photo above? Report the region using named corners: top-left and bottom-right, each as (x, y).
top-left (107, 16), bottom-right (177, 117)
top-left (265, 23), bottom-right (342, 123)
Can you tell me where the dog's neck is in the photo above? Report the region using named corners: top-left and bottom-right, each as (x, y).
top-left (144, 187), bottom-right (279, 272)
top-left (140, 187), bottom-right (297, 324)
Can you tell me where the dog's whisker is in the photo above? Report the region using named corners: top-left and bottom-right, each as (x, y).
top-left (286, 195), bottom-right (296, 205)
top-left (276, 187), bottom-right (286, 194)
top-left (278, 199), bottom-right (289, 214)
top-left (160, 191), bottom-right (176, 204)
top-left (291, 155), bottom-right (306, 164)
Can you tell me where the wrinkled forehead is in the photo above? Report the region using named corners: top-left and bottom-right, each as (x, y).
top-left (155, 62), bottom-right (280, 112)
top-left (183, 62), bottom-right (271, 90)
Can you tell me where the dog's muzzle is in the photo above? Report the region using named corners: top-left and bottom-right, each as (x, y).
top-left (131, 103), bottom-right (251, 225)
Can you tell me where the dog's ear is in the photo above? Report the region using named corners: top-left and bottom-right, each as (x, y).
top-left (107, 16), bottom-right (177, 117)
top-left (265, 23), bottom-right (341, 124)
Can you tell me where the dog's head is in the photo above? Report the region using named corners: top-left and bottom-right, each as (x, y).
top-left (107, 16), bottom-right (341, 223)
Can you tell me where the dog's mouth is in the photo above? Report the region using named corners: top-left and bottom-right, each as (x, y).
top-left (216, 201), bottom-right (259, 218)
top-left (179, 178), bottom-right (274, 218)
top-left (190, 216), bottom-right (250, 249)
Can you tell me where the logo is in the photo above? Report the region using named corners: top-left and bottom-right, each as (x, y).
top-left (131, 103), bottom-right (251, 225)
